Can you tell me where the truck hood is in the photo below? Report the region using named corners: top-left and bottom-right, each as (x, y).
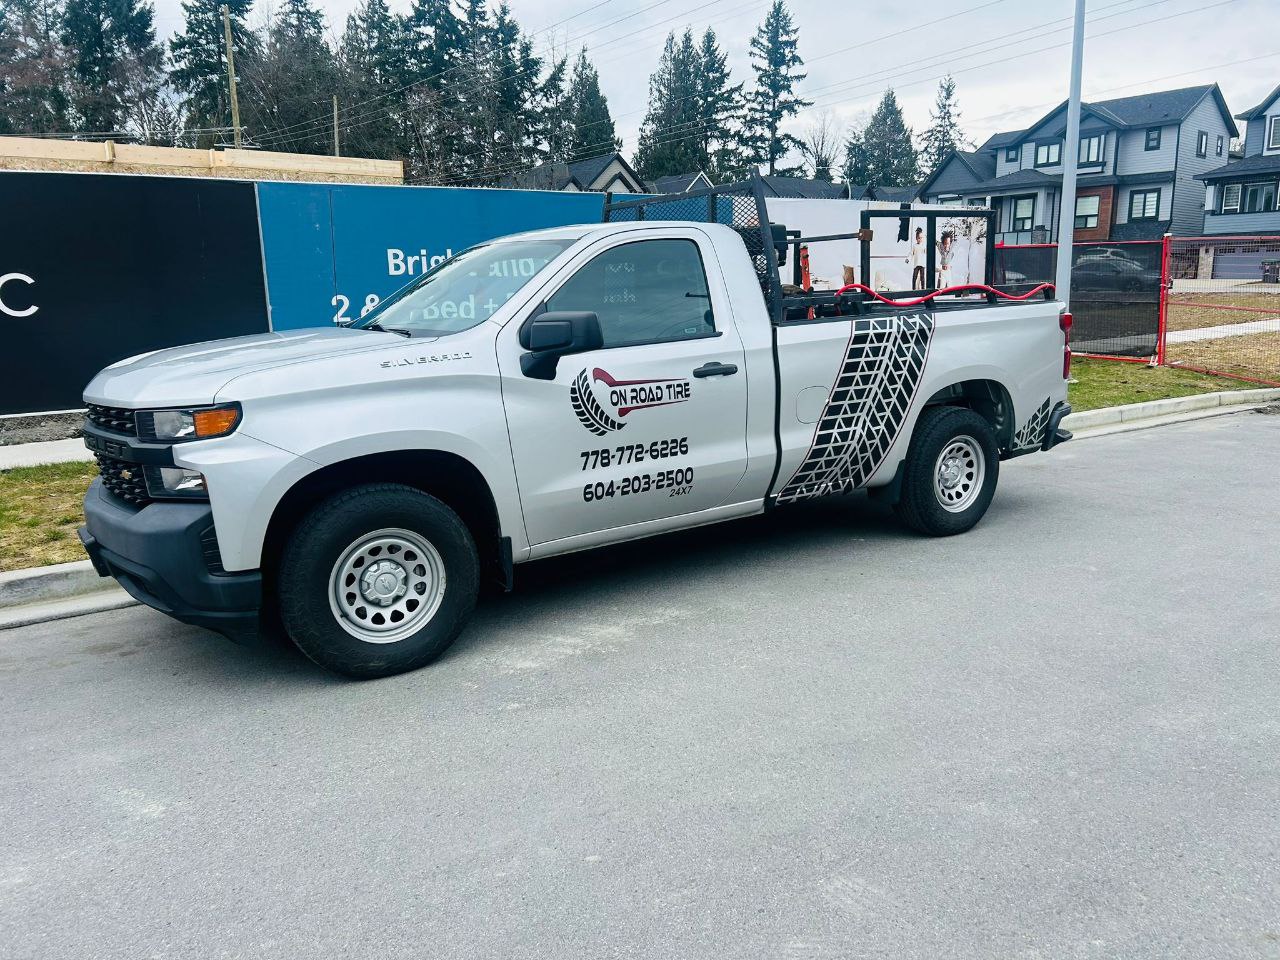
top-left (84, 328), bottom-right (412, 407)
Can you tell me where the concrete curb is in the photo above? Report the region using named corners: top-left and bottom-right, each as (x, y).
top-left (1062, 387), bottom-right (1280, 434)
top-left (0, 559), bottom-right (108, 609)
top-left (0, 589), bottom-right (138, 631)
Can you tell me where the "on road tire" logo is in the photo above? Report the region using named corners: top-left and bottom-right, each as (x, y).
top-left (569, 367), bottom-right (691, 436)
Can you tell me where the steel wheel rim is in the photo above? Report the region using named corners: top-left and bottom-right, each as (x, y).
top-left (933, 435), bottom-right (985, 513)
top-left (328, 527), bottom-right (446, 644)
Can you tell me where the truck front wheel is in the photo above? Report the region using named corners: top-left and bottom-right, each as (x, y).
top-left (894, 407), bottom-right (999, 536)
top-left (277, 483), bottom-right (479, 678)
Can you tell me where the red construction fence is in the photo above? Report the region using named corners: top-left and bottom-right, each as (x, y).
top-left (994, 236), bottom-right (1280, 386)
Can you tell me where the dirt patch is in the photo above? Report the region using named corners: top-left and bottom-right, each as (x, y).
top-left (1165, 331), bottom-right (1280, 385)
top-left (0, 411), bottom-right (84, 445)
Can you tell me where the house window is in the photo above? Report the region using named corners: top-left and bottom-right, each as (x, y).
top-left (1006, 145), bottom-right (1019, 163)
top-left (1075, 195), bottom-right (1100, 229)
top-left (1129, 188), bottom-right (1161, 221)
top-left (1079, 134), bottom-right (1103, 164)
top-left (1012, 195), bottom-right (1035, 232)
top-left (1216, 135), bottom-right (1224, 157)
top-left (1221, 183), bottom-right (1242, 212)
top-left (1243, 182), bottom-right (1278, 213)
top-left (1034, 142), bottom-right (1061, 167)
top-left (1145, 128), bottom-right (1161, 151)
top-left (1268, 116), bottom-right (1280, 152)
top-left (1196, 131), bottom-right (1208, 158)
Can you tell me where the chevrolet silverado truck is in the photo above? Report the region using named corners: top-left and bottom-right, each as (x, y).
top-left (78, 178), bottom-right (1072, 678)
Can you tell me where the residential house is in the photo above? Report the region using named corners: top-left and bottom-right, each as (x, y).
top-left (919, 84), bottom-right (1238, 244)
top-left (758, 175), bottom-right (853, 199)
top-left (1197, 83), bottom-right (1280, 235)
top-left (497, 151), bottom-right (647, 193)
top-left (872, 185), bottom-right (922, 203)
top-left (651, 171), bottom-right (714, 193)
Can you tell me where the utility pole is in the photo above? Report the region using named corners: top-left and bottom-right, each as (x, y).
top-left (220, 4), bottom-right (242, 149)
top-left (1055, 0), bottom-right (1086, 308)
top-left (333, 95), bottom-right (340, 157)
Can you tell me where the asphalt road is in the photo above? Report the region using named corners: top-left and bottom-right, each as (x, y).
top-left (3, 413), bottom-right (1279, 960)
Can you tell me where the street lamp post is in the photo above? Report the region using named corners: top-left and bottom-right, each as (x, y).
top-left (1055, 0), bottom-right (1086, 308)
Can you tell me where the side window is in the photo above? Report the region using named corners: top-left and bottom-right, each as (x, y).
top-left (546, 239), bottom-right (715, 348)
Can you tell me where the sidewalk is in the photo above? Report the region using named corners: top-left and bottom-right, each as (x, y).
top-left (0, 438), bottom-right (93, 470)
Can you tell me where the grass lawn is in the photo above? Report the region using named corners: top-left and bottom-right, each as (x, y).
top-left (0, 461), bottom-right (98, 572)
top-left (1068, 357), bottom-right (1259, 412)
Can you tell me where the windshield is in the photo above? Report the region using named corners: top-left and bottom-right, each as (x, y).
top-left (352, 238), bottom-right (575, 336)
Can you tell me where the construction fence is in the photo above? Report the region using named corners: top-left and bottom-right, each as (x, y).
top-left (994, 236), bottom-right (1280, 386)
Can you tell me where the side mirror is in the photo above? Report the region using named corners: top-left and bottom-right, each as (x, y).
top-left (519, 310), bottom-right (604, 380)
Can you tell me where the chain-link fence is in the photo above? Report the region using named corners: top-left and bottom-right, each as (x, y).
top-left (994, 240), bottom-right (1164, 359)
top-left (1165, 236), bottom-right (1280, 384)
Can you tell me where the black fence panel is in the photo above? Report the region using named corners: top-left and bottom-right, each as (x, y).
top-left (0, 172), bottom-right (269, 415)
top-left (995, 241), bottom-right (1163, 357)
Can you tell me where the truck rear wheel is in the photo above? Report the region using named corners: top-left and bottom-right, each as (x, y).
top-left (894, 406), bottom-right (999, 536)
top-left (277, 483), bottom-right (479, 678)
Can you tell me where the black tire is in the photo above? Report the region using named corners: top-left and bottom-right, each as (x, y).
top-left (277, 483), bottom-right (479, 679)
top-left (894, 406), bottom-right (999, 536)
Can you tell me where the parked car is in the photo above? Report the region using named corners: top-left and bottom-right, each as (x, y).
top-left (78, 180), bottom-right (1072, 678)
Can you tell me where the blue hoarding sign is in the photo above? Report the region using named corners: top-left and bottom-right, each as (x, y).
top-left (256, 182), bottom-right (606, 330)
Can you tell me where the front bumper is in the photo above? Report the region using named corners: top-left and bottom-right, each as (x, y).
top-left (80, 478), bottom-right (262, 643)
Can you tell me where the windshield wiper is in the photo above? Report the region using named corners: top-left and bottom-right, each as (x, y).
top-left (363, 322), bottom-right (413, 338)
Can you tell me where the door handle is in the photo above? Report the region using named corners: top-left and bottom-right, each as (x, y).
top-left (693, 361), bottom-right (738, 378)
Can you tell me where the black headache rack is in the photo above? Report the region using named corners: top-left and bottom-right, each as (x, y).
top-left (602, 172), bottom-right (1053, 324)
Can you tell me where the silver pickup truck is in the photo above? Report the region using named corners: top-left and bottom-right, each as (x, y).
top-left (79, 178), bottom-right (1072, 677)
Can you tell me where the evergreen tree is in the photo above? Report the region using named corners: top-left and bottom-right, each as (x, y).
top-left (61, 0), bottom-right (164, 133)
top-left (918, 75), bottom-right (963, 175)
top-left (692, 27), bottom-right (742, 181)
top-left (457, 2), bottom-right (542, 180)
top-left (243, 0), bottom-right (340, 155)
top-left (401, 0), bottom-right (464, 180)
top-left (338, 0), bottom-right (411, 160)
top-left (169, 0), bottom-right (256, 147)
top-left (841, 122), bottom-right (869, 185)
top-left (843, 89), bottom-right (919, 189)
top-left (566, 47), bottom-right (617, 161)
top-left (535, 54), bottom-right (573, 162)
top-left (0, 0), bottom-right (70, 134)
top-left (634, 29), bottom-right (702, 182)
top-left (742, 0), bottom-right (809, 177)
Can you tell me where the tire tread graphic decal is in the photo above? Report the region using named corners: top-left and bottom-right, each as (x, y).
top-left (1013, 397), bottom-right (1051, 450)
top-left (777, 312), bottom-right (935, 503)
top-left (570, 368), bottom-right (625, 436)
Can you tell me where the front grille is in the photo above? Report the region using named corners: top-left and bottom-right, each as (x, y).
top-left (95, 453), bottom-right (151, 505)
top-left (86, 404), bottom-right (138, 436)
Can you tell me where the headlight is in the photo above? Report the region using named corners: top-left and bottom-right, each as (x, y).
top-left (144, 466), bottom-right (208, 499)
top-left (138, 404), bottom-right (241, 442)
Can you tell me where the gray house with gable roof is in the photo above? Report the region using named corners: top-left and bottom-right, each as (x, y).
top-left (1197, 83), bottom-right (1280, 235)
top-left (919, 84), bottom-right (1237, 245)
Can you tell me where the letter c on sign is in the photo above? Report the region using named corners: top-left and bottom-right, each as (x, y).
top-left (0, 273), bottom-right (37, 317)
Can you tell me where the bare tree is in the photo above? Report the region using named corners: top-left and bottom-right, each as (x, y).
top-left (799, 109), bottom-right (839, 181)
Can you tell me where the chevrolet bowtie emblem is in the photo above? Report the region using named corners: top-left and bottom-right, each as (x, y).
top-left (120, 469), bottom-right (133, 480)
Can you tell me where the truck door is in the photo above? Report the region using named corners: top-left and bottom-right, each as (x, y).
top-left (499, 232), bottom-right (749, 547)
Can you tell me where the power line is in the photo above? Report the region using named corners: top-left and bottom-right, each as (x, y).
top-left (302, 0), bottom-right (767, 153)
top-left (423, 0), bottom-right (1184, 186)
top-left (252, 0), bottom-right (672, 146)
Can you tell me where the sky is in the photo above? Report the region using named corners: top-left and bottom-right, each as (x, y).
top-left (150, 0), bottom-right (1279, 166)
